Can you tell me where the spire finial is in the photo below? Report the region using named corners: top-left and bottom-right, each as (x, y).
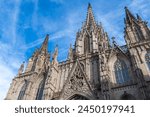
top-left (52, 45), bottom-right (58, 66)
top-left (68, 43), bottom-right (73, 60)
top-left (88, 3), bottom-right (92, 9)
top-left (53, 45), bottom-right (58, 59)
top-left (112, 37), bottom-right (116, 44)
top-left (137, 14), bottom-right (142, 21)
top-left (18, 62), bottom-right (25, 75)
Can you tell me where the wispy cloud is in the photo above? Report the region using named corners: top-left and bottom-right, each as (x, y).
top-left (49, 0), bottom-right (64, 4)
top-left (0, 41), bottom-right (24, 99)
top-left (21, 29), bottom-right (72, 50)
top-left (95, 0), bottom-right (150, 45)
top-left (0, 0), bottom-right (150, 100)
top-left (0, 0), bottom-right (24, 99)
top-left (0, 0), bottom-right (21, 45)
top-left (129, 0), bottom-right (150, 19)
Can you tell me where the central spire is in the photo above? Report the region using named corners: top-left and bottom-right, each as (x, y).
top-left (85, 3), bottom-right (96, 30)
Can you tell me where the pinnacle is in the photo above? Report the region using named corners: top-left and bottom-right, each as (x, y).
top-left (40, 34), bottom-right (49, 54)
top-left (124, 7), bottom-right (137, 25)
top-left (137, 14), bottom-right (142, 21)
top-left (88, 3), bottom-right (92, 9)
top-left (85, 3), bottom-right (96, 30)
top-left (124, 6), bottom-right (127, 9)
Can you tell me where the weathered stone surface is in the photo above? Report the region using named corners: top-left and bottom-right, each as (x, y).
top-left (5, 5), bottom-right (150, 100)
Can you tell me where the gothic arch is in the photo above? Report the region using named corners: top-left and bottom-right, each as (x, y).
top-left (66, 92), bottom-right (93, 100)
top-left (68, 94), bottom-right (89, 100)
top-left (17, 80), bottom-right (29, 100)
top-left (120, 92), bottom-right (136, 100)
top-left (114, 59), bottom-right (131, 84)
top-left (31, 72), bottom-right (46, 99)
top-left (84, 33), bottom-right (91, 53)
top-left (15, 79), bottom-right (26, 99)
top-left (35, 79), bottom-right (45, 100)
top-left (108, 53), bottom-right (132, 84)
top-left (140, 50), bottom-right (150, 78)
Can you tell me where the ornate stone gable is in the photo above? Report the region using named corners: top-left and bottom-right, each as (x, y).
top-left (108, 43), bottom-right (129, 62)
top-left (60, 59), bottom-right (95, 99)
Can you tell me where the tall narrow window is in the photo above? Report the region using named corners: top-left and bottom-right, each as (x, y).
top-left (114, 59), bottom-right (131, 84)
top-left (145, 51), bottom-right (150, 70)
top-left (18, 80), bottom-right (29, 100)
top-left (36, 79), bottom-right (45, 100)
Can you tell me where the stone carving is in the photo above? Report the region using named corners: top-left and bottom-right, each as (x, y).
top-left (18, 62), bottom-right (25, 75)
top-left (61, 61), bottom-right (92, 99)
top-left (70, 68), bottom-right (84, 91)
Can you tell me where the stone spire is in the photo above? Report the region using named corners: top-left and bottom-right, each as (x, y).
top-left (25, 34), bottom-right (50, 72)
top-left (40, 34), bottom-right (49, 54)
top-left (124, 7), bottom-right (150, 43)
top-left (85, 3), bottom-right (96, 31)
top-left (124, 6), bottom-right (137, 25)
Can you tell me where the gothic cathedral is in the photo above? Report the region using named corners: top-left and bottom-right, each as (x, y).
top-left (5, 4), bottom-right (150, 100)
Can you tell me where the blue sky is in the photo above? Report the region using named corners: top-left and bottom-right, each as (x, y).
top-left (0, 0), bottom-right (150, 99)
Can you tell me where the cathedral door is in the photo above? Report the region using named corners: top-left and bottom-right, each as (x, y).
top-left (69, 94), bottom-right (89, 100)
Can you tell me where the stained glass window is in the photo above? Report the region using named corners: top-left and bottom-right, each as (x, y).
top-left (18, 80), bottom-right (29, 100)
top-left (114, 59), bottom-right (131, 84)
top-left (36, 80), bottom-right (45, 100)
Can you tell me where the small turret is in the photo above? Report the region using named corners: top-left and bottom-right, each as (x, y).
top-left (18, 62), bottom-right (25, 75)
top-left (68, 44), bottom-right (73, 60)
top-left (52, 45), bottom-right (58, 66)
top-left (137, 14), bottom-right (142, 21)
top-left (124, 7), bottom-right (145, 45)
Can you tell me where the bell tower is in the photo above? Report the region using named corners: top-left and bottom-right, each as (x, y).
top-left (75, 3), bottom-right (110, 55)
top-left (124, 7), bottom-right (150, 47)
top-left (124, 7), bottom-right (150, 99)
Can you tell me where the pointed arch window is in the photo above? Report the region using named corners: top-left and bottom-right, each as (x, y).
top-left (145, 51), bottom-right (150, 70)
top-left (36, 79), bottom-right (45, 100)
top-left (114, 59), bottom-right (131, 84)
top-left (18, 80), bottom-right (29, 100)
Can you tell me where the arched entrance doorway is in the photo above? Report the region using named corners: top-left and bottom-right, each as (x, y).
top-left (120, 92), bottom-right (136, 100)
top-left (68, 94), bottom-right (89, 100)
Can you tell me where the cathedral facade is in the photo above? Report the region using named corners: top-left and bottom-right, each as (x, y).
top-left (5, 4), bottom-right (150, 100)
